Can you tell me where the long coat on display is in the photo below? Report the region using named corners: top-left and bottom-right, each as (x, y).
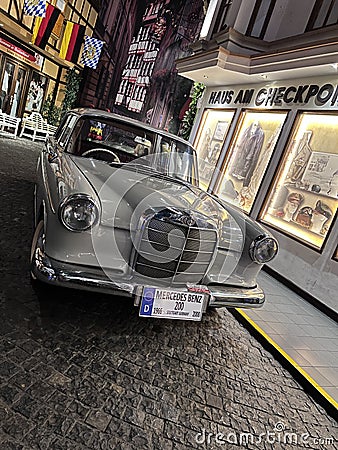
top-left (230, 121), bottom-right (265, 187)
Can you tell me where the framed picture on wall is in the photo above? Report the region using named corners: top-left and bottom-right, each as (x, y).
top-left (212, 121), bottom-right (229, 141)
top-left (302, 152), bottom-right (338, 199)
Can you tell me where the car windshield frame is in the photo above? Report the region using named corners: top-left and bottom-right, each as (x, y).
top-left (63, 115), bottom-right (199, 186)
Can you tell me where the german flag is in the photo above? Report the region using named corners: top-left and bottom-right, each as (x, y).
top-left (59, 22), bottom-right (85, 63)
top-left (31, 3), bottom-right (61, 49)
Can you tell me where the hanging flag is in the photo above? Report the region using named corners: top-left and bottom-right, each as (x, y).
top-left (80, 36), bottom-right (104, 69)
top-left (60, 22), bottom-right (85, 63)
top-left (24, 0), bottom-right (46, 17)
top-left (31, 3), bottom-right (61, 49)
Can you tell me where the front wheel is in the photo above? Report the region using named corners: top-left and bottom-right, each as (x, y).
top-left (30, 219), bottom-right (48, 295)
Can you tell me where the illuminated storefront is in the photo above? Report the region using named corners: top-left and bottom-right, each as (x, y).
top-left (0, 0), bottom-right (98, 118)
top-left (191, 75), bottom-right (338, 312)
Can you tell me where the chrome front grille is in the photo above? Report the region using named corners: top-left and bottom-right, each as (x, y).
top-left (133, 211), bottom-right (217, 283)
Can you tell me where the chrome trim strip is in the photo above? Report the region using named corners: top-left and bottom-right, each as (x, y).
top-left (41, 155), bottom-right (55, 214)
top-left (208, 285), bottom-right (265, 308)
top-left (31, 235), bottom-right (264, 308)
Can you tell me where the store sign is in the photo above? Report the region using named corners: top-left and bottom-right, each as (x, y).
top-left (207, 81), bottom-right (338, 108)
top-left (0, 37), bottom-right (43, 68)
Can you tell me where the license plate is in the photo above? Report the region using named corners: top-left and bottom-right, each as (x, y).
top-left (139, 287), bottom-right (207, 321)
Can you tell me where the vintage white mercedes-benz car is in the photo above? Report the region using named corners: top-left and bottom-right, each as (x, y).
top-left (31, 108), bottom-right (278, 321)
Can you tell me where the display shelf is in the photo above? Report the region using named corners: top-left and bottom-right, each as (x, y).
top-left (262, 213), bottom-right (324, 249)
top-left (284, 184), bottom-right (337, 202)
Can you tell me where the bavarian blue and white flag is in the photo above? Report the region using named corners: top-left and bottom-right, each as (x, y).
top-left (24, 0), bottom-right (47, 17)
top-left (80, 36), bottom-right (104, 69)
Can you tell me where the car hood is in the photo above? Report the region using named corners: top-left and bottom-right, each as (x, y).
top-left (71, 156), bottom-right (261, 250)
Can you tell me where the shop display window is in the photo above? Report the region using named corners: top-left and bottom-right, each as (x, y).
top-left (25, 72), bottom-right (48, 113)
top-left (215, 110), bottom-right (287, 212)
top-left (193, 109), bottom-right (235, 190)
top-left (260, 112), bottom-right (338, 250)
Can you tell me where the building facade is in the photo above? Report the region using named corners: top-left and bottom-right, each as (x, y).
top-left (177, 0), bottom-right (338, 312)
top-left (78, 0), bottom-right (141, 109)
top-left (114, 0), bottom-right (205, 129)
top-left (0, 0), bottom-right (100, 119)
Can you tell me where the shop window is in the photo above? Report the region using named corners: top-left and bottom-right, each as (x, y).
top-left (215, 110), bottom-right (287, 213)
top-left (25, 72), bottom-right (48, 113)
top-left (260, 112), bottom-right (338, 250)
top-left (193, 109), bottom-right (235, 190)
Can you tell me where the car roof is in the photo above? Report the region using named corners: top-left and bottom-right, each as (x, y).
top-left (70, 108), bottom-right (195, 148)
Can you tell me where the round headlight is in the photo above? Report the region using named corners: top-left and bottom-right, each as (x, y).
top-left (249, 235), bottom-right (278, 264)
top-left (59, 194), bottom-right (99, 232)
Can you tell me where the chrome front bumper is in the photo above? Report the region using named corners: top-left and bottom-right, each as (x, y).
top-left (32, 247), bottom-right (265, 308)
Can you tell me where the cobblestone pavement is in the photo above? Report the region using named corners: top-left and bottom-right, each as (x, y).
top-left (0, 136), bottom-right (337, 450)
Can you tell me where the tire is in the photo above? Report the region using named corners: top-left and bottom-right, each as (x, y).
top-left (30, 219), bottom-right (49, 295)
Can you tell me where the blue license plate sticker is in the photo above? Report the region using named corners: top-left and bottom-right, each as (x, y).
top-left (139, 287), bottom-right (156, 316)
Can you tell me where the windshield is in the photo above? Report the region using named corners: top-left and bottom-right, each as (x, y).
top-left (66, 116), bottom-right (198, 185)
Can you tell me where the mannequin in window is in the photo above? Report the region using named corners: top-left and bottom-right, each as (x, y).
top-left (1, 67), bottom-right (13, 112)
top-left (10, 73), bottom-right (22, 116)
top-left (287, 130), bottom-right (313, 183)
top-left (239, 123), bottom-right (282, 206)
top-left (34, 80), bottom-right (44, 111)
top-left (230, 120), bottom-right (265, 186)
top-left (26, 78), bottom-right (38, 111)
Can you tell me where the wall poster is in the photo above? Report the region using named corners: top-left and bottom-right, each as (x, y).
top-left (193, 109), bottom-right (235, 190)
top-left (215, 110), bottom-right (287, 213)
top-left (260, 112), bottom-right (338, 249)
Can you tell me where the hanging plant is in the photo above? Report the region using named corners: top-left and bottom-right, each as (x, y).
top-left (180, 82), bottom-right (205, 141)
